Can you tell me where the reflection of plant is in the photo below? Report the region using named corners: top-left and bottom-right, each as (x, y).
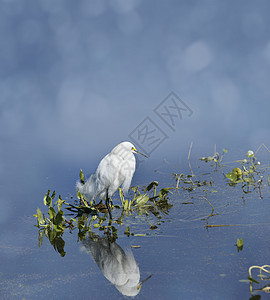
top-left (174, 173), bottom-right (213, 192)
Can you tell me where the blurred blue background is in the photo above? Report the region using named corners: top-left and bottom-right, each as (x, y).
top-left (0, 0), bottom-right (269, 234)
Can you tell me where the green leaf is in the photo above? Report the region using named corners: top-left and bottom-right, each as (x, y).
top-left (77, 190), bottom-right (83, 200)
top-left (80, 196), bottom-right (90, 207)
top-left (36, 208), bottom-right (44, 225)
top-left (48, 229), bottom-right (56, 242)
top-left (145, 181), bottom-right (159, 191)
top-left (38, 230), bottom-right (44, 247)
top-left (225, 171), bottom-right (237, 182)
top-left (70, 218), bottom-right (77, 224)
top-left (80, 169), bottom-right (85, 184)
top-left (119, 187), bottom-right (125, 206)
top-left (53, 236), bottom-right (66, 257)
top-left (54, 210), bottom-right (64, 226)
top-left (54, 224), bottom-right (64, 232)
top-left (233, 168), bottom-right (242, 178)
top-left (124, 226), bottom-right (130, 236)
top-left (123, 199), bottom-right (129, 210)
top-left (131, 186), bottom-right (138, 193)
top-left (51, 190), bottom-right (56, 199)
top-left (136, 194), bottom-right (149, 206)
top-left (132, 186), bottom-right (139, 201)
top-left (222, 148), bottom-right (228, 153)
top-left (56, 195), bottom-right (65, 211)
top-left (237, 238), bottom-right (243, 248)
top-left (44, 228), bottom-right (49, 238)
top-left (44, 190), bottom-right (52, 207)
top-left (48, 207), bottom-right (56, 220)
top-left (158, 188), bottom-right (171, 199)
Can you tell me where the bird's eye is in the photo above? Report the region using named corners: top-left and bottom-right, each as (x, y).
top-left (131, 147), bottom-right (136, 151)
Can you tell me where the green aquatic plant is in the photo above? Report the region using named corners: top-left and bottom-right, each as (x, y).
top-left (225, 150), bottom-right (259, 185)
top-left (34, 176), bottom-right (174, 255)
top-left (118, 185), bottom-right (150, 213)
top-left (176, 144), bottom-right (270, 225)
top-left (145, 181), bottom-right (159, 197)
top-left (247, 150), bottom-right (257, 171)
top-left (199, 145), bottom-right (269, 199)
top-left (236, 238), bottom-right (243, 252)
top-left (223, 149), bottom-right (267, 198)
top-left (225, 167), bottom-right (243, 183)
top-left (200, 147), bottom-right (228, 171)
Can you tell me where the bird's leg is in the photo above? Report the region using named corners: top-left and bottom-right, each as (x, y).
top-left (106, 190), bottom-right (112, 219)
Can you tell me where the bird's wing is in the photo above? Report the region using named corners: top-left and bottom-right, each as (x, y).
top-left (120, 158), bottom-right (135, 194)
top-left (96, 153), bottom-right (135, 196)
top-left (95, 153), bottom-right (121, 196)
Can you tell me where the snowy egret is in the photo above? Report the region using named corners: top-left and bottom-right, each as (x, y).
top-left (76, 141), bottom-right (147, 218)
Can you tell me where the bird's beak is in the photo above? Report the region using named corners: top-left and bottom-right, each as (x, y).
top-left (132, 147), bottom-right (148, 158)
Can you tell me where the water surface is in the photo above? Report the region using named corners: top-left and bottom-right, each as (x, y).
top-left (1, 152), bottom-right (269, 299)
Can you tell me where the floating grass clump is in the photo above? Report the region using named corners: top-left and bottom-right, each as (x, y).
top-left (34, 176), bottom-right (174, 255)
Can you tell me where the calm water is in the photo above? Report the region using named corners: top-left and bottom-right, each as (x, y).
top-left (1, 152), bottom-right (269, 300)
top-left (1, 1), bottom-right (270, 299)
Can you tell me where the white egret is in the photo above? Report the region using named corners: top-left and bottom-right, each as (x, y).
top-left (76, 141), bottom-right (147, 218)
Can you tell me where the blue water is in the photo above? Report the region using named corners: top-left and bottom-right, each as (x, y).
top-left (1, 152), bottom-right (270, 299)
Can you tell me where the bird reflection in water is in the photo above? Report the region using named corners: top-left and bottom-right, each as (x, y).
top-left (81, 234), bottom-right (151, 297)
